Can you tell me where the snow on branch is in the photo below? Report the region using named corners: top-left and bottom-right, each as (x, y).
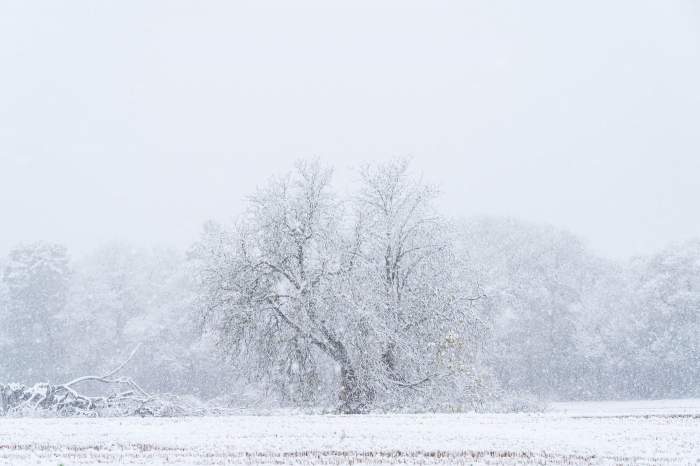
top-left (0, 346), bottom-right (202, 417)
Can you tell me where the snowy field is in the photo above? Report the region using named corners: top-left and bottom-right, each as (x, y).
top-left (1, 400), bottom-right (698, 466)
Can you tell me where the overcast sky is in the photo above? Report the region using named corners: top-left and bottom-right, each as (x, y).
top-left (1, 1), bottom-right (699, 259)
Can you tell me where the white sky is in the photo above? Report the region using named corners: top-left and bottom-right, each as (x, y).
top-left (1, 1), bottom-right (699, 259)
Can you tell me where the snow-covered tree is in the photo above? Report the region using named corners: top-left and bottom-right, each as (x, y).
top-left (622, 240), bottom-right (700, 398)
top-left (4, 170), bottom-right (697, 411)
top-left (63, 242), bottom-right (232, 397)
top-left (348, 159), bottom-right (488, 407)
top-left (0, 242), bottom-right (71, 383)
top-left (457, 217), bottom-right (616, 399)
top-left (192, 159), bottom-right (489, 412)
top-left (191, 161), bottom-right (344, 406)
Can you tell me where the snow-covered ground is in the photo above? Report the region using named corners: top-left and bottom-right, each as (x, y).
top-left (549, 398), bottom-right (700, 417)
top-left (1, 399), bottom-right (698, 465)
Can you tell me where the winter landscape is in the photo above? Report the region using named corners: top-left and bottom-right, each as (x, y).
top-left (2, 400), bottom-right (700, 465)
top-left (2, 1), bottom-right (699, 465)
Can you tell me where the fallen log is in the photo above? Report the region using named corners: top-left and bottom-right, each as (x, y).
top-left (0, 346), bottom-right (202, 417)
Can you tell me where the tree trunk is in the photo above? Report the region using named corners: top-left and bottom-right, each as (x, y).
top-left (338, 364), bottom-right (373, 414)
top-left (381, 341), bottom-right (397, 376)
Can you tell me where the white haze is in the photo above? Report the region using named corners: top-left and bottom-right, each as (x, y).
top-left (1, 0), bottom-right (700, 259)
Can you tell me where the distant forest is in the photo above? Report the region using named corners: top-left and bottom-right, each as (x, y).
top-left (1, 159), bottom-right (697, 413)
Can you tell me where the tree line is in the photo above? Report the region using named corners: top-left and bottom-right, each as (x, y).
top-left (1, 159), bottom-right (697, 412)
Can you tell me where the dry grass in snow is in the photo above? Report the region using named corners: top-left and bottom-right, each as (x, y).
top-left (0, 399), bottom-right (698, 465)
